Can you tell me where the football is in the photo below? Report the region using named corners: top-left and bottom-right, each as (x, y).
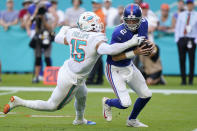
top-left (139, 40), bottom-right (152, 49)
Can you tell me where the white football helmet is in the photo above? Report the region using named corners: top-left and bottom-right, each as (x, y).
top-left (77, 12), bottom-right (103, 32)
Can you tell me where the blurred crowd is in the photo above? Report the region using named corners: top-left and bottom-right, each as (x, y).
top-left (0, 0), bottom-right (193, 31)
top-left (0, 0), bottom-right (123, 31)
top-left (0, 0), bottom-right (196, 85)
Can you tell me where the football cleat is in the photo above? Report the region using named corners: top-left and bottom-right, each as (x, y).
top-left (73, 119), bottom-right (96, 125)
top-left (127, 119), bottom-right (148, 127)
top-left (102, 97), bottom-right (112, 121)
top-left (3, 104), bottom-right (10, 114)
top-left (3, 96), bottom-right (21, 114)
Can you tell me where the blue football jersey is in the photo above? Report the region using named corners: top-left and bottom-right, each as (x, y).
top-left (106, 18), bottom-right (148, 67)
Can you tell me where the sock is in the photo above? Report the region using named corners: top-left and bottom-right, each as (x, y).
top-left (106, 99), bottom-right (128, 109)
top-left (129, 97), bottom-right (151, 120)
top-left (74, 96), bottom-right (86, 120)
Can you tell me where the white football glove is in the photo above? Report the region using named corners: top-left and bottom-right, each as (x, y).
top-left (126, 34), bottom-right (145, 47)
top-left (59, 26), bottom-right (70, 35)
top-left (55, 26), bottom-right (70, 44)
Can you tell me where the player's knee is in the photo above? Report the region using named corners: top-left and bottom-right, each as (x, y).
top-left (145, 89), bottom-right (152, 98)
top-left (75, 86), bottom-right (87, 99)
top-left (45, 57), bottom-right (51, 66)
top-left (51, 105), bottom-right (58, 111)
top-left (80, 88), bottom-right (87, 98)
top-left (46, 99), bottom-right (60, 111)
top-left (35, 57), bottom-right (41, 66)
top-left (140, 89), bottom-right (152, 98)
top-left (120, 99), bottom-right (132, 108)
top-left (47, 102), bottom-right (58, 111)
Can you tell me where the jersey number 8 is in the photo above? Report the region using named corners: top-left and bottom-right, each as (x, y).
top-left (70, 39), bottom-right (87, 63)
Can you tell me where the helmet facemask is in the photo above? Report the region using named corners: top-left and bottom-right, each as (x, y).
top-left (123, 17), bottom-right (142, 31)
top-left (94, 18), bottom-right (104, 32)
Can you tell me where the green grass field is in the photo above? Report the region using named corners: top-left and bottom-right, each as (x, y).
top-left (0, 74), bottom-right (197, 131)
top-left (0, 74), bottom-right (197, 89)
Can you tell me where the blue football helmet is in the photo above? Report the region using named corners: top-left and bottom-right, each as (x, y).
top-left (123, 4), bottom-right (142, 31)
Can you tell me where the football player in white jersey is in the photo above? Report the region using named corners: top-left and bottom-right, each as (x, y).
top-left (3, 12), bottom-right (148, 125)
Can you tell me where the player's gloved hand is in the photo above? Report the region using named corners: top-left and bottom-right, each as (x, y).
top-left (126, 34), bottom-right (145, 47)
top-left (134, 40), bottom-right (155, 56)
top-left (55, 26), bottom-right (70, 44)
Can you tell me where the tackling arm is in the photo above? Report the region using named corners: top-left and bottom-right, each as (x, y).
top-left (96, 35), bottom-right (145, 55)
top-left (54, 26), bottom-right (70, 45)
top-left (112, 40), bottom-right (156, 61)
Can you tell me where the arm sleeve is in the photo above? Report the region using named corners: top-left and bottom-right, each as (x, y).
top-left (54, 26), bottom-right (70, 44)
top-left (96, 30), bottom-right (130, 55)
top-left (97, 27), bottom-right (140, 55)
top-left (97, 41), bottom-right (133, 55)
top-left (91, 32), bottom-right (108, 48)
top-left (125, 50), bottom-right (135, 59)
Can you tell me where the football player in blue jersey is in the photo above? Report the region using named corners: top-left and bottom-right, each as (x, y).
top-left (102, 4), bottom-right (155, 127)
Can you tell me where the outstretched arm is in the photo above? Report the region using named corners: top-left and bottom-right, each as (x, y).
top-left (112, 40), bottom-right (156, 61)
top-left (96, 35), bottom-right (145, 55)
top-left (54, 26), bottom-right (70, 45)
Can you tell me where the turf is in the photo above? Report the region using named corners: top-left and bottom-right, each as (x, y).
top-left (0, 74), bottom-right (197, 131)
top-left (0, 74), bottom-right (197, 89)
top-left (0, 91), bottom-right (197, 131)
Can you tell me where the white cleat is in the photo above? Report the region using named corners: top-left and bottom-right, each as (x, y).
top-left (127, 119), bottom-right (148, 127)
top-left (73, 119), bottom-right (96, 125)
top-left (102, 97), bottom-right (112, 121)
top-left (3, 96), bottom-right (22, 114)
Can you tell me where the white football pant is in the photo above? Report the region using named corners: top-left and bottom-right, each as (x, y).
top-left (105, 63), bottom-right (152, 108)
top-left (19, 60), bottom-right (87, 120)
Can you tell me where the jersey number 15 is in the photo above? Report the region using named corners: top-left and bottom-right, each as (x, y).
top-left (70, 39), bottom-right (87, 63)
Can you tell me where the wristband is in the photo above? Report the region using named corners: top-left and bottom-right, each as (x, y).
top-left (125, 51), bottom-right (135, 58)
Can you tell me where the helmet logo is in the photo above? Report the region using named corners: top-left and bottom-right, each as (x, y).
top-left (86, 15), bottom-right (94, 23)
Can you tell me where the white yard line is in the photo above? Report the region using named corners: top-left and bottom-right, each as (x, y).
top-left (0, 112), bottom-right (74, 118)
top-left (0, 112), bottom-right (17, 115)
top-left (0, 112), bottom-right (17, 118)
top-left (0, 90), bottom-right (18, 96)
top-left (0, 113), bottom-right (79, 118)
top-left (0, 86), bottom-right (197, 95)
top-left (28, 115), bottom-right (74, 118)
top-left (0, 87), bottom-right (55, 92)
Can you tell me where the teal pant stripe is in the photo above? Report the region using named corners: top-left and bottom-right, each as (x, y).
top-left (57, 85), bottom-right (76, 110)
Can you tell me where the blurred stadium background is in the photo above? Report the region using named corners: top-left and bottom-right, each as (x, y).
top-left (0, 0), bottom-right (197, 74)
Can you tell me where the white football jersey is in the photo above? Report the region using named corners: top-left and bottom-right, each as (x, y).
top-left (64, 28), bottom-right (107, 76)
